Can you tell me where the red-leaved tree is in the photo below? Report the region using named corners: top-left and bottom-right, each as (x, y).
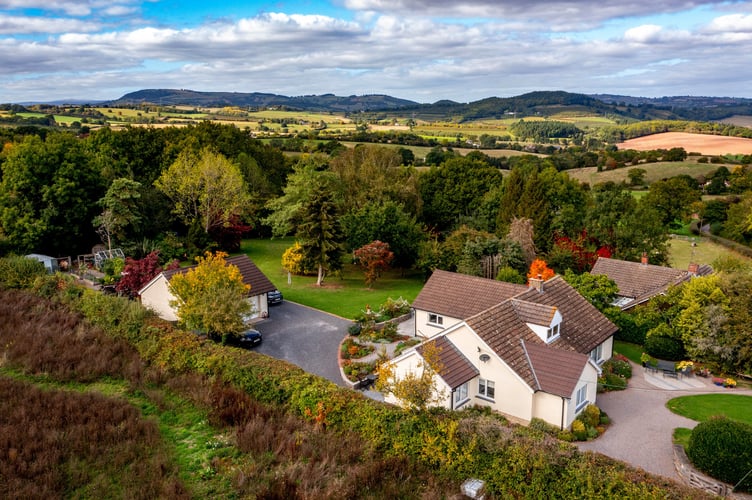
top-left (116, 251), bottom-right (179, 298)
top-left (353, 240), bottom-right (394, 288)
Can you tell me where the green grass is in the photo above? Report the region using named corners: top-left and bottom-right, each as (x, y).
top-left (667, 394), bottom-right (752, 425)
top-left (667, 235), bottom-right (751, 269)
top-left (240, 238), bottom-right (425, 319)
top-left (673, 427), bottom-right (692, 447)
top-left (614, 340), bottom-right (644, 365)
top-left (566, 161), bottom-right (723, 186)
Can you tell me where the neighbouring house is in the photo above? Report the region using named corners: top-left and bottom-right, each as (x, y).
top-left (139, 254), bottom-right (278, 322)
top-left (385, 270), bottom-right (617, 429)
top-left (590, 255), bottom-right (713, 310)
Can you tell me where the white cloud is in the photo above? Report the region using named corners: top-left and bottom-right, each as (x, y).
top-left (1, 2), bottom-right (752, 102)
top-left (0, 15), bottom-right (101, 34)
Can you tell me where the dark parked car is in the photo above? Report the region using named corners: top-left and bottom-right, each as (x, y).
top-left (224, 328), bottom-right (262, 349)
top-left (267, 289), bottom-right (283, 305)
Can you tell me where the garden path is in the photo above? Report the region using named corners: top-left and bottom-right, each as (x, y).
top-left (577, 361), bottom-right (752, 481)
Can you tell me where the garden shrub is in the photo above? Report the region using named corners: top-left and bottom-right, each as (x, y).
top-left (0, 255), bottom-right (47, 289)
top-left (583, 404), bottom-right (601, 428)
top-left (609, 309), bottom-right (649, 345)
top-left (687, 416), bottom-right (752, 491)
top-left (644, 334), bottom-right (685, 361)
top-left (598, 372), bottom-right (627, 392)
top-left (571, 420), bottom-right (587, 441)
top-left (347, 323), bottom-right (362, 336)
top-left (609, 355), bottom-right (633, 379)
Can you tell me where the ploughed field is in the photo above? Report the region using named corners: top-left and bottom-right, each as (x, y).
top-left (618, 132), bottom-right (752, 156)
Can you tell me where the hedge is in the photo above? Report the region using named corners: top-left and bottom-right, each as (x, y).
top-left (687, 416), bottom-right (752, 491)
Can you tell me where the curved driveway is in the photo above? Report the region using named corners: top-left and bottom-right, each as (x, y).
top-left (577, 363), bottom-right (752, 481)
top-left (253, 300), bottom-right (351, 386)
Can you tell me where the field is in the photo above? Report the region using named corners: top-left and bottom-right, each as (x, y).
top-left (617, 132), bottom-right (752, 156)
top-left (565, 160), bottom-right (723, 186)
top-left (667, 236), bottom-right (751, 269)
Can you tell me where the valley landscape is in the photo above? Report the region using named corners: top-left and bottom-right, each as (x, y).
top-left (3, 0), bottom-right (752, 498)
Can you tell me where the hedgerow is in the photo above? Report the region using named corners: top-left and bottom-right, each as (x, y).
top-left (12, 280), bottom-right (711, 498)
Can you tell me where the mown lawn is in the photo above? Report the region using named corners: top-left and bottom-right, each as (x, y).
top-left (668, 235), bottom-right (750, 269)
top-left (667, 394), bottom-right (752, 426)
top-left (614, 340), bottom-right (643, 365)
top-left (240, 238), bottom-right (425, 319)
top-left (669, 394), bottom-right (752, 447)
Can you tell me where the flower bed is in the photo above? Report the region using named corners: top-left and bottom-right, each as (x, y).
top-left (341, 360), bottom-right (377, 382)
top-left (340, 337), bottom-right (375, 360)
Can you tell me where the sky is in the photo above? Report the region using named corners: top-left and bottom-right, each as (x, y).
top-left (2, 0), bottom-right (752, 104)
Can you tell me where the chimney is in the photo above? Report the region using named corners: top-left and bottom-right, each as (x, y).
top-left (641, 252), bottom-right (648, 265)
top-left (529, 274), bottom-right (544, 293)
top-left (688, 262), bottom-right (699, 276)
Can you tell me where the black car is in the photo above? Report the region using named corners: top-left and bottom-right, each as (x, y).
top-left (267, 289), bottom-right (283, 305)
top-left (224, 329), bottom-right (262, 349)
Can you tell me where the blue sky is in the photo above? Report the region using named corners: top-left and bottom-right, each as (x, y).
top-left (2, 0), bottom-right (752, 103)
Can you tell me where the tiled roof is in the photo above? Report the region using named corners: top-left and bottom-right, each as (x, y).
top-left (515, 276), bottom-right (618, 354)
top-left (466, 300), bottom-right (543, 389)
top-left (590, 257), bottom-right (713, 309)
top-left (510, 299), bottom-right (557, 326)
top-left (412, 269), bottom-right (526, 319)
top-left (524, 341), bottom-right (589, 398)
top-left (417, 336), bottom-right (479, 389)
top-left (163, 254), bottom-right (277, 296)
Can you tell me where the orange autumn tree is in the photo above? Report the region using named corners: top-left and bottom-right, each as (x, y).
top-left (527, 258), bottom-right (555, 281)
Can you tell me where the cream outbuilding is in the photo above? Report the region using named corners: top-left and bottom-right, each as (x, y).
top-left (138, 254), bottom-right (278, 323)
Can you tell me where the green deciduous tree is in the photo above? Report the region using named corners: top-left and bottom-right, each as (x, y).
top-left (155, 148), bottom-right (250, 235)
top-left (562, 269), bottom-right (618, 312)
top-left (168, 251), bottom-right (251, 339)
top-left (419, 157), bottom-right (503, 232)
top-left (341, 201), bottom-right (425, 270)
top-left (0, 132), bottom-right (103, 255)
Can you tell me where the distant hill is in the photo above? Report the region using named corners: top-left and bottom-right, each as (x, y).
top-left (107, 89), bottom-right (752, 122)
top-left (109, 89), bottom-right (418, 112)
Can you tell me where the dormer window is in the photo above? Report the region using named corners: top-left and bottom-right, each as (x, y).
top-left (547, 322), bottom-right (560, 341)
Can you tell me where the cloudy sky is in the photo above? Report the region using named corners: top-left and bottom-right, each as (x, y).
top-left (2, 0), bottom-right (752, 103)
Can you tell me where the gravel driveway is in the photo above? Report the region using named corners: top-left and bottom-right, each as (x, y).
top-left (253, 300), bottom-right (351, 386)
top-left (577, 362), bottom-right (752, 481)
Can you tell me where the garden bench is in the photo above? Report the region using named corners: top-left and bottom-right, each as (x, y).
top-left (656, 360), bottom-right (678, 378)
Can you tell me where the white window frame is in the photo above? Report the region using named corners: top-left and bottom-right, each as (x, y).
top-left (590, 343), bottom-right (603, 364)
top-left (478, 378), bottom-right (495, 401)
top-left (546, 322), bottom-right (560, 342)
top-left (427, 313), bottom-right (444, 327)
top-left (453, 382), bottom-right (469, 408)
top-left (575, 385), bottom-right (588, 412)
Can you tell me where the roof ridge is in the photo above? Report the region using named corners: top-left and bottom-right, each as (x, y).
top-left (520, 339), bottom-right (541, 391)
